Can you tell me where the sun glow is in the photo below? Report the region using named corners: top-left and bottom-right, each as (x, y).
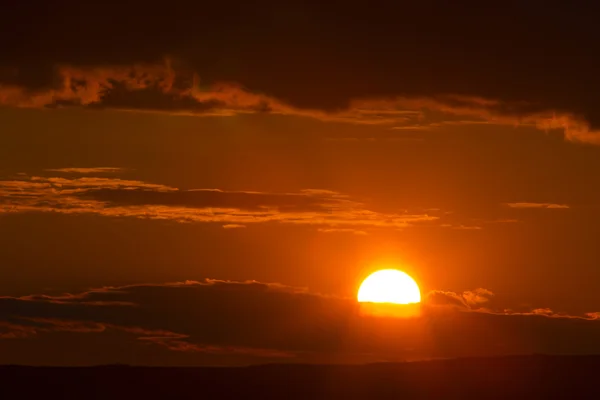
top-left (357, 269), bottom-right (421, 304)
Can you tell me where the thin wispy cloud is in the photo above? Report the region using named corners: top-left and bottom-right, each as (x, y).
top-left (317, 228), bottom-right (368, 235)
top-left (45, 167), bottom-right (126, 174)
top-left (440, 224), bottom-right (483, 230)
top-left (505, 202), bottom-right (570, 209)
top-left (0, 174), bottom-right (439, 232)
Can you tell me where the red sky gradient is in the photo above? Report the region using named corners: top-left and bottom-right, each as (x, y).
top-left (2, 0), bottom-right (600, 365)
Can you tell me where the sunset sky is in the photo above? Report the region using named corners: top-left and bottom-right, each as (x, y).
top-left (2, 1), bottom-right (600, 366)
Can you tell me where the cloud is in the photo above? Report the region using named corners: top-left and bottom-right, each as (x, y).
top-left (2, 280), bottom-right (600, 365)
top-left (440, 224), bottom-right (483, 230)
top-left (462, 288), bottom-right (494, 306)
top-left (585, 312), bottom-right (600, 320)
top-left (0, 175), bottom-right (440, 231)
top-left (0, 280), bottom-right (347, 362)
top-left (317, 228), bottom-right (368, 235)
top-left (45, 167), bottom-right (126, 174)
top-left (1, 317), bottom-right (291, 359)
top-left (1, 62), bottom-right (599, 144)
top-left (425, 288), bottom-right (494, 310)
top-left (222, 224), bottom-right (246, 229)
top-left (505, 203), bottom-right (570, 209)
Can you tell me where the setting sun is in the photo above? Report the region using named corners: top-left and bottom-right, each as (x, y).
top-left (358, 269), bottom-right (421, 304)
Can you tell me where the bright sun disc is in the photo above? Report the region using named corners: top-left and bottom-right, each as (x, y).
top-left (358, 269), bottom-right (421, 304)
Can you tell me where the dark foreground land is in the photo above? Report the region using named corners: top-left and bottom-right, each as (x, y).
top-left (1, 355), bottom-right (599, 399)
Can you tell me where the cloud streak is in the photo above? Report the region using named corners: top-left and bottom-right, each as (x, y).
top-left (1, 62), bottom-right (599, 144)
top-left (425, 289), bottom-right (494, 310)
top-left (505, 203), bottom-right (570, 209)
top-left (0, 175), bottom-right (439, 231)
top-left (45, 167), bottom-right (126, 174)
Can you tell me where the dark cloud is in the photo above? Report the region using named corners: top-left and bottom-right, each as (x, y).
top-left (2, 280), bottom-right (600, 365)
top-left (1, 173), bottom-right (575, 232)
top-left (0, 63), bottom-right (597, 143)
top-left (77, 188), bottom-right (337, 213)
top-left (425, 290), bottom-right (471, 309)
top-left (0, 175), bottom-right (439, 230)
top-left (2, 2), bottom-right (600, 142)
top-left (2, 174), bottom-right (577, 234)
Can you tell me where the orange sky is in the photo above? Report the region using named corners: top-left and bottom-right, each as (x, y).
top-left (2, 0), bottom-right (600, 365)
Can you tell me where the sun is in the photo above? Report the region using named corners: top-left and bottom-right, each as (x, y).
top-left (357, 269), bottom-right (421, 304)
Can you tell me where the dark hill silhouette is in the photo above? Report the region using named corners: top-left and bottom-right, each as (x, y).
top-left (1, 355), bottom-right (599, 399)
